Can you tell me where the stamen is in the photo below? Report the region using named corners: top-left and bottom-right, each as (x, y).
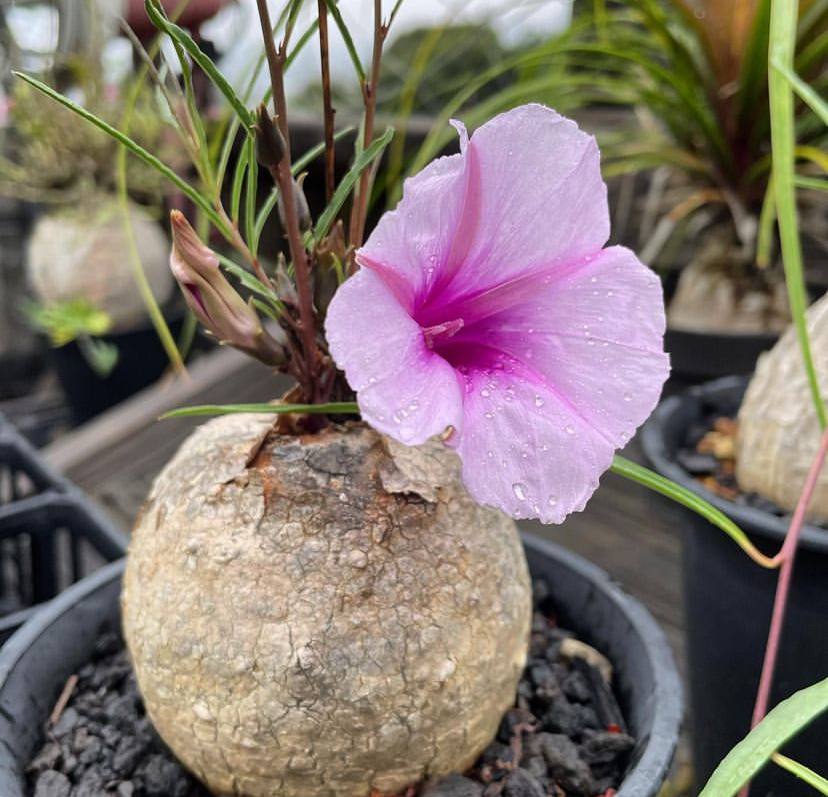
top-left (423, 318), bottom-right (464, 349)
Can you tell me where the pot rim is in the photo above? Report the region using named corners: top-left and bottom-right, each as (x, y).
top-left (521, 533), bottom-right (683, 797)
top-left (0, 539), bottom-right (682, 797)
top-left (641, 375), bottom-right (828, 553)
top-left (665, 326), bottom-right (780, 343)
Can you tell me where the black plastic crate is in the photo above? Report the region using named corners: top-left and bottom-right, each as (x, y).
top-left (0, 414), bottom-right (127, 642)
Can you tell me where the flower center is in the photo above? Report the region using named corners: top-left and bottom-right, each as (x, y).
top-left (422, 318), bottom-right (464, 350)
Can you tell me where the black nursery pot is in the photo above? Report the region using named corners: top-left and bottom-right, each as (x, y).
top-left (0, 535), bottom-right (682, 797)
top-left (51, 312), bottom-right (186, 426)
top-left (641, 376), bottom-right (828, 796)
top-left (664, 327), bottom-right (777, 383)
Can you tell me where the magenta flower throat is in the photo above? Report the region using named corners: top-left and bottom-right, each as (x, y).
top-left (326, 104), bottom-right (669, 523)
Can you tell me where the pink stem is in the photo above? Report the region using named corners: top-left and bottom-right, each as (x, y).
top-left (739, 425), bottom-right (828, 796)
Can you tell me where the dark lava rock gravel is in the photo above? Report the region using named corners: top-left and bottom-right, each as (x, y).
top-left (678, 409), bottom-right (827, 525)
top-left (28, 580), bottom-right (632, 797)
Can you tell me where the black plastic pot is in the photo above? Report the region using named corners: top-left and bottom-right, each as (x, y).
top-left (51, 312), bottom-right (186, 426)
top-left (641, 376), bottom-right (828, 796)
top-left (0, 534), bottom-right (682, 797)
top-left (664, 327), bottom-right (778, 382)
top-left (0, 414), bottom-right (127, 643)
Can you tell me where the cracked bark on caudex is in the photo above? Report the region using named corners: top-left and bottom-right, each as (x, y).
top-left (122, 413), bottom-right (532, 797)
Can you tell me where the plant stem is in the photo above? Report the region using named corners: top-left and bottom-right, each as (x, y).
top-left (738, 426), bottom-right (828, 797)
top-left (317, 0), bottom-right (335, 203)
top-left (751, 427), bottom-right (828, 727)
top-left (255, 0), bottom-right (320, 401)
top-left (348, 0), bottom-right (386, 254)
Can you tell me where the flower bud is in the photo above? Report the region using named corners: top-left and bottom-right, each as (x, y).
top-left (278, 173), bottom-right (312, 233)
top-left (254, 104), bottom-right (286, 170)
top-left (169, 210), bottom-right (287, 367)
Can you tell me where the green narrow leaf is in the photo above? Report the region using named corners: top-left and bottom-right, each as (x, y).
top-left (215, 114), bottom-right (242, 197)
top-left (768, 0), bottom-right (827, 428)
top-left (610, 456), bottom-right (777, 568)
top-left (13, 72), bottom-right (230, 237)
top-left (251, 297), bottom-right (281, 322)
top-left (253, 189), bottom-right (280, 255)
top-left (771, 56), bottom-right (828, 126)
top-left (292, 126), bottom-right (355, 175)
top-left (314, 126), bottom-right (394, 244)
top-left (161, 402), bottom-right (360, 419)
top-left (772, 753), bottom-right (828, 794)
top-left (230, 143), bottom-right (249, 223)
top-left (215, 254), bottom-right (279, 307)
top-left (144, 0), bottom-right (253, 126)
top-left (169, 37), bottom-right (214, 185)
top-left (323, 0), bottom-right (366, 82)
top-left (757, 177), bottom-right (777, 267)
top-left (794, 175), bottom-right (828, 191)
top-left (245, 136), bottom-right (258, 253)
top-left (699, 678), bottom-right (828, 796)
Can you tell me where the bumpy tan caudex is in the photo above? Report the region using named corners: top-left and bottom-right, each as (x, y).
top-left (736, 293), bottom-right (828, 520)
top-left (27, 199), bottom-right (173, 331)
top-left (123, 415), bottom-right (532, 797)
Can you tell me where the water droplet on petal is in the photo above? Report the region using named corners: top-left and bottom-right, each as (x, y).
top-left (623, 392), bottom-right (632, 402)
top-left (368, 376), bottom-right (377, 384)
top-left (486, 450), bottom-right (493, 458)
top-left (484, 411), bottom-right (494, 419)
top-left (534, 394), bottom-right (544, 408)
top-left (547, 496), bottom-right (558, 507)
top-left (480, 388), bottom-right (491, 398)
top-left (564, 424), bottom-right (576, 435)
top-left (512, 482), bottom-right (527, 501)
top-left (590, 276), bottom-right (597, 283)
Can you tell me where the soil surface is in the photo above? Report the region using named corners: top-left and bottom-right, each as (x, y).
top-left (27, 580), bottom-right (634, 797)
top-left (678, 411), bottom-right (827, 526)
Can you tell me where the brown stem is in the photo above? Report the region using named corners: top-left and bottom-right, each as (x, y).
top-left (255, 0), bottom-right (320, 402)
top-left (317, 0), bottom-right (336, 203)
top-left (348, 0), bottom-right (386, 257)
top-left (739, 425), bottom-right (828, 797)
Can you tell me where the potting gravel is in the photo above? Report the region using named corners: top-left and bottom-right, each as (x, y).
top-left (678, 410), bottom-right (828, 525)
top-left (27, 579), bottom-right (633, 797)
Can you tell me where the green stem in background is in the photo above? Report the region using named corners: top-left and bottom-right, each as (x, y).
top-left (113, 27), bottom-right (187, 377)
top-left (767, 0), bottom-right (826, 429)
top-left (115, 139), bottom-right (186, 376)
top-left (771, 753), bottom-right (828, 794)
top-left (610, 456), bottom-right (778, 569)
top-left (161, 402), bottom-right (359, 419)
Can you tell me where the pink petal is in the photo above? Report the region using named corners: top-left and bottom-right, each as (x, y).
top-left (456, 246), bottom-right (670, 449)
top-left (421, 104), bottom-right (609, 317)
top-left (449, 367), bottom-right (614, 524)
top-left (325, 268), bottom-right (464, 444)
top-left (356, 126), bottom-right (470, 312)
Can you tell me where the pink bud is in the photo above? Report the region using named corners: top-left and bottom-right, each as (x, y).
top-left (169, 210), bottom-right (286, 367)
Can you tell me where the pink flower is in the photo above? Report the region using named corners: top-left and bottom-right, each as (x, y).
top-left (326, 104), bottom-right (669, 523)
